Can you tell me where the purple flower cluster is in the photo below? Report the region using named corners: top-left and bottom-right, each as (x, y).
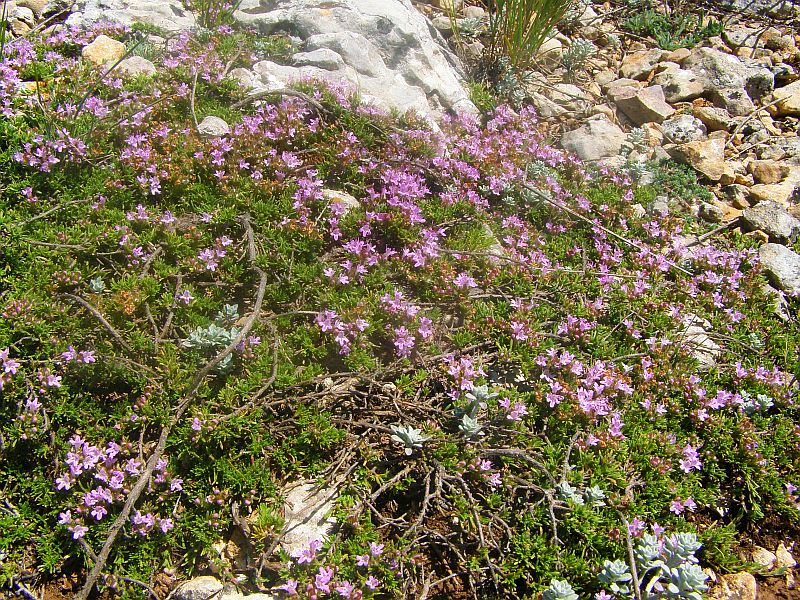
top-left (315, 310), bottom-right (370, 355)
top-left (55, 435), bottom-right (181, 539)
top-left (280, 539), bottom-right (394, 598)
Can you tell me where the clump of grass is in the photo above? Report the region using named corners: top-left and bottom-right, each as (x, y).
top-left (486, 0), bottom-right (576, 71)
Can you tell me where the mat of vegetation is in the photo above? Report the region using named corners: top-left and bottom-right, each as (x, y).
top-left (1, 21), bottom-right (799, 600)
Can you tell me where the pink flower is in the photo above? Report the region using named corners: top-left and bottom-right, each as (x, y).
top-left (356, 554), bottom-right (370, 567)
top-left (453, 272), bottom-right (477, 289)
top-left (369, 542), bottom-right (384, 556)
top-left (335, 581), bottom-right (355, 597)
top-left (280, 580), bottom-right (298, 595)
top-left (364, 576), bottom-right (381, 590)
top-left (627, 517), bottom-right (645, 537)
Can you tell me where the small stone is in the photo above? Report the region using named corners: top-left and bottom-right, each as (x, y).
top-left (725, 184), bottom-right (751, 209)
top-left (776, 543), bottom-right (797, 569)
top-left (431, 15), bottom-right (453, 34)
top-left (462, 5), bottom-right (485, 18)
top-left (595, 70), bottom-right (617, 87)
top-left (693, 106), bottom-right (734, 131)
top-left (197, 116), bottom-right (230, 137)
top-left (653, 67), bottom-right (705, 102)
top-left (435, 0), bottom-right (463, 11)
top-left (560, 117), bottom-right (626, 161)
top-left (12, 5), bottom-right (35, 25)
top-left (768, 80), bottom-right (800, 116)
top-left (699, 201), bottom-right (725, 223)
top-left (749, 176), bottom-right (800, 206)
top-left (620, 48), bottom-right (667, 80)
top-left (116, 55), bottom-right (157, 78)
top-left (742, 201), bottom-right (800, 243)
top-left (751, 545), bottom-right (778, 569)
top-left (679, 314), bottom-right (721, 369)
top-left (280, 480), bottom-right (340, 558)
top-left (749, 160), bottom-right (791, 184)
top-left (708, 572), bottom-right (757, 600)
top-left (668, 137), bottom-right (727, 182)
top-left (763, 284), bottom-right (791, 321)
top-left (546, 83), bottom-right (590, 112)
top-left (664, 47), bottom-right (691, 63)
top-left (536, 37), bottom-right (563, 66)
top-left (322, 189), bottom-right (361, 217)
top-left (82, 34), bottom-right (126, 66)
top-left (17, 0), bottom-right (48, 15)
top-left (662, 114), bottom-right (707, 144)
top-left (614, 85), bottom-right (676, 125)
top-left (173, 576), bottom-right (224, 600)
top-left (759, 243), bottom-right (800, 294)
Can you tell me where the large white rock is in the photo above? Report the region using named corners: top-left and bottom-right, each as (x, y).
top-left (233, 0), bottom-right (476, 119)
top-left (66, 0), bottom-right (196, 30)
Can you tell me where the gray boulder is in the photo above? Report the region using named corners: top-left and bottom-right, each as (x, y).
top-left (233, 0), bottom-right (476, 119)
top-left (759, 243), bottom-right (800, 294)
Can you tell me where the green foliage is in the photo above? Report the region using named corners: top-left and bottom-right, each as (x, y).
top-left (622, 9), bottom-right (723, 50)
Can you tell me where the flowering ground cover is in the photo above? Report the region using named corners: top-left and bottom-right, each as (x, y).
top-left (1, 19), bottom-right (799, 600)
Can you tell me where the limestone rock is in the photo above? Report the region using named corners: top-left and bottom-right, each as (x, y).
top-left (776, 543), bottom-right (797, 569)
top-left (545, 83), bottom-right (590, 112)
top-left (116, 55), bottom-right (157, 78)
top-left (769, 80), bottom-right (800, 116)
top-left (708, 572), bottom-right (757, 600)
top-left (683, 47), bottom-right (774, 115)
top-left (322, 189), bottom-right (361, 218)
top-left (536, 37), bottom-right (563, 66)
top-left (560, 117), bottom-right (626, 161)
top-left (693, 106), bottom-right (734, 131)
top-left (743, 201), bottom-right (800, 243)
top-left (653, 67), bottom-right (705, 103)
top-left (662, 114), bottom-right (707, 144)
top-left (614, 85), bottom-right (675, 125)
top-left (280, 480), bottom-right (339, 558)
top-left (759, 243), bottom-right (800, 294)
top-left (668, 137), bottom-right (726, 182)
top-left (12, 5), bottom-right (35, 26)
top-left (620, 48), bottom-right (667, 81)
top-left (749, 160), bottom-right (791, 184)
top-left (197, 116), bottom-right (230, 137)
top-left (82, 34), bottom-right (126, 66)
top-left (173, 576), bottom-right (224, 600)
top-left (463, 5), bottom-right (485, 19)
top-left (751, 545), bottom-right (778, 569)
top-left (17, 0), bottom-right (48, 16)
top-left (664, 48), bottom-right (691, 63)
top-left (528, 92), bottom-right (567, 118)
top-left (66, 0), bottom-right (196, 31)
top-left (678, 314), bottom-right (721, 370)
top-left (234, 0), bottom-right (476, 119)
